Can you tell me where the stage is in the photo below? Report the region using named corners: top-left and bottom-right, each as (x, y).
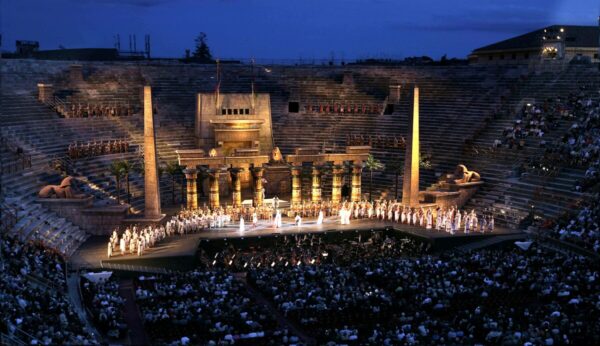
top-left (69, 216), bottom-right (524, 270)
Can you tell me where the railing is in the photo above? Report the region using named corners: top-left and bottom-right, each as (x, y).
top-left (100, 261), bottom-right (173, 274)
top-left (0, 135), bottom-right (32, 174)
top-left (0, 332), bottom-right (27, 346)
top-left (0, 203), bottom-right (19, 232)
top-left (13, 327), bottom-right (36, 345)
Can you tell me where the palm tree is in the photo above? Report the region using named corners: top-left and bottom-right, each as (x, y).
top-left (365, 154), bottom-right (384, 202)
top-left (165, 161), bottom-right (183, 205)
top-left (118, 160), bottom-right (134, 204)
top-left (386, 158), bottom-right (403, 200)
top-left (109, 161), bottom-right (124, 204)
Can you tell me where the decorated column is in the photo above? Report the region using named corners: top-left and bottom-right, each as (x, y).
top-left (230, 168), bottom-right (243, 207)
top-left (311, 166), bottom-right (322, 203)
top-left (291, 166), bottom-right (302, 206)
top-left (184, 168), bottom-right (198, 210)
top-left (331, 165), bottom-right (344, 205)
top-left (351, 164), bottom-right (363, 202)
top-left (252, 167), bottom-right (265, 207)
top-left (208, 169), bottom-right (220, 209)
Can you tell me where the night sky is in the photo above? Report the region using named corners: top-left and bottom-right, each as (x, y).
top-left (1, 0), bottom-right (598, 61)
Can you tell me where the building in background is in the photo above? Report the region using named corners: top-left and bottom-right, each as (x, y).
top-left (469, 25), bottom-right (599, 65)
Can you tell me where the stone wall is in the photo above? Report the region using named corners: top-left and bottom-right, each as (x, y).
top-left (38, 197), bottom-right (128, 235)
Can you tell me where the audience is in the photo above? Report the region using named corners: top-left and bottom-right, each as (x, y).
top-left (0, 234), bottom-right (97, 345)
top-left (550, 194), bottom-right (600, 254)
top-left (134, 270), bottom-right (300, 345)
top-left (247, 240), bottom-right (600, 345)
top-left (81, 276), bottom-right (127, 339)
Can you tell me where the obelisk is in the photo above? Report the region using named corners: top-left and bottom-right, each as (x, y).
top-left (143, 86), bottom-right (162, 219)
top-left (402, 86), bottom-right (420, 207)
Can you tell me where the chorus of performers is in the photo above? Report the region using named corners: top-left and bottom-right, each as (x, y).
top-left (335, 200), bottom-right (494, 234)
top-left (107, 224), bottom-right (166, 257)
top-left (303, 101), bottom-right (384, 115)
top-left (107, 205), bottom-right (277, 257)
top-left (68, 139), bottom-right (129, 159)
top-left (346, 133), bottom-right (406, 149)
top-left (56, 102), bottom-right (137, 118)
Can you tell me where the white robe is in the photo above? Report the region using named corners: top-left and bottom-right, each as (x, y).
top-left (239, 217), bottom-right (245, 232)
top-left (426, 212), bottom-right (433, 229)
top-left (317, 211), bottom-right (324, 225)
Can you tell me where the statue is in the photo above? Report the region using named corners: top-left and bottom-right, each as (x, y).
top-left (271, 146), bottom-right (284, 163)
top-left (445, 164), bottom-right (481, 184)
top-left (38, 176), bottom-right (87, 199)
top-left (209, 148), bottom-right (217, 157)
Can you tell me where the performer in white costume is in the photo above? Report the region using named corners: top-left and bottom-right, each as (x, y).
top-left (239, 217), bottom-right (245, 233)
top-left (295, 214), bottom-right (302, 227)
top-left (316, 209), bottom-right (324, 225)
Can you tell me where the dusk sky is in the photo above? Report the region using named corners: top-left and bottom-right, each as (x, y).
top-left (1, 0), bottom-right (598, 61)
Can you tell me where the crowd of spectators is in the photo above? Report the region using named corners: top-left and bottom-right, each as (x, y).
top-left (134, 270), bottom-right (300, 345)
top-left (550, 194), bottom-right (600, 254)
top-left (0, 234), bottom-right (97, 345)
top-left (494, 99), bottom-right (562, 149)
top-left (246, 238), bottom-right (600, 345)
top-left (80, 276), bottom-right (127, 339)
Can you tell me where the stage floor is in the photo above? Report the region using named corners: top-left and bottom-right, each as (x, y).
top-left (70, 216), bottom-right (523, 270)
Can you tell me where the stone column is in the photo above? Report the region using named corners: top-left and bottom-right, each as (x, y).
top-left (208, 169), bottom-right (220, 209)
top-left (184, 168), bottom-right (198, 210)
top-left (291, 166), bottom-right (302, 206)
top-left (252, 167), bottom-right (265, 207)
top-left (311, 166), bottom-right (322, 203)
top-left (351, 164), bottom-right (363, 202)
top-left (331, 165), bottom-right (344, 205)
top-left (230, 168), bottom-right (243, 207)
top-left (143, 86), bottom-right (162, 219)
top-left (402, 86), bottom-right (420, 207)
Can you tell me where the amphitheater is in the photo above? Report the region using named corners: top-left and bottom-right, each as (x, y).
top-left (1, 59), bottom-right (597, 254)
top-left (2, 57), bottom-right (600, 345)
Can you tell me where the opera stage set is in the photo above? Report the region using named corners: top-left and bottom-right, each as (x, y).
top-left (61, 80), bottom-right (501, 270)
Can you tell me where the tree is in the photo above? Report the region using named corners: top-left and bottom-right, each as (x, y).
top-left (386, 158), bottom-right (403, 200)
top-left (192, 32), bottom-right (213, 62)
top-left (165, 161), bottom-right (182, 205)
top-left (365, 154), bottom-right (384, 202)
top-left (109, 161), bottom-right (123, 204)
top-left (119, 160), bottom-right (134, 204)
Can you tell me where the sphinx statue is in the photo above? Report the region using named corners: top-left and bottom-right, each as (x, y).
top-left (38, 176), bottom-right (87, 199)
top-left (271, 146), bottom-right (284, 163)
top-left (445, 164), bottom-right (481, 184)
